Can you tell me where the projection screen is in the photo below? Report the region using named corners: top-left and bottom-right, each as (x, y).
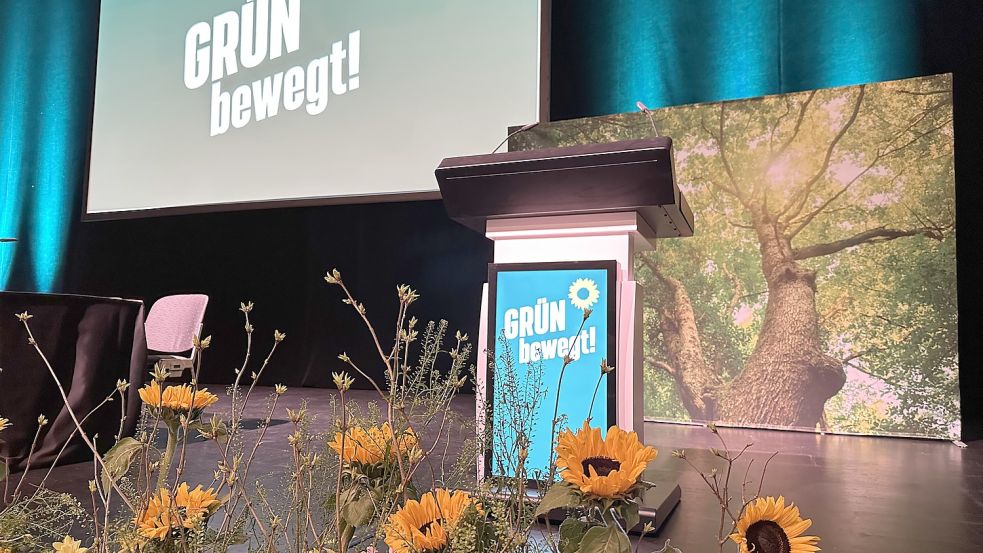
top-left (85, 0), bottom-right (544, 219)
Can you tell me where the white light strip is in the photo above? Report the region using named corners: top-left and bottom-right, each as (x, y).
top-left (486, 224), bottom-right (639, 240)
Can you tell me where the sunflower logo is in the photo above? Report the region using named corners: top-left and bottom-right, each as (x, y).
top-left (729, 496), bottom-right (820, 553)
top-left (568, 278), bottom-right (600, 310)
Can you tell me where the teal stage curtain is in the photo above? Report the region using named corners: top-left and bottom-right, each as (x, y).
top-left (0, 0), bottom-right (97, 291)
top-left (550, 0), bottom-right (923, 119)
top-left (0, 0), bottom-right (930, 290)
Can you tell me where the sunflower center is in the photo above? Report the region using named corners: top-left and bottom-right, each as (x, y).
top-left (582, 456), bottom-right (621, 477)
top-left (418, 519), bottom-right (441, 535)
top-left (745, 520), bottom-right (790, 553)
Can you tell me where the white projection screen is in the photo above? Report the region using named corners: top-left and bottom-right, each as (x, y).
top-left (85, 0), bottom-right (545, 219)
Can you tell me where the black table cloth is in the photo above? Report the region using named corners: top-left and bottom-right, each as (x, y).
top-left (0, 292), bottom-right (147, 471)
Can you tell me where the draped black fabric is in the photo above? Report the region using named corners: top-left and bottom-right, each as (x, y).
top-left (0, 292), bottom-right (147, 471)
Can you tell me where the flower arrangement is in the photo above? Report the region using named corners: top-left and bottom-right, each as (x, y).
top-left (0, 270), bottom-right (821, 553)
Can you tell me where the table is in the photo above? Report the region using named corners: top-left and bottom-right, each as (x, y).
top-left (0, 292), bottom-right (147, 471)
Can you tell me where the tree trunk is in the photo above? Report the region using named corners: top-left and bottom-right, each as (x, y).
top-left (716, 217), bottom-right (846, 428)
top-left (650, 265), bottom-right (722, 421)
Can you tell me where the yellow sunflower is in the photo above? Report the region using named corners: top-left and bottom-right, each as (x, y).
top-left (384, 489), bottom-right (481, 553)
top-left (135, 484), bottom-right (220, 540)
top-left (555, 422), bottom-right (657, 498)
top-left (138, 381), bottom-right (219, 413)
top-left (135, 488), bottom-right (179, 540)
top-left (52, 535), bottom-right (88, 553)
top-left (138, 380), bottom-right (164, 407)
top-left (329, 422), bottom-right (419, 465)
top-left (730, 496), bottom-right (820, 553)
top-left (175, 482), bottom-right (221, 523)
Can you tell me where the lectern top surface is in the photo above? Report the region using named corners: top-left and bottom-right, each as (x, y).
top-left (435, 137), bottom-right (693, 237)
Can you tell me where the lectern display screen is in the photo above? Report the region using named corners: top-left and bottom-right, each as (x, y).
top-left (487, 261), bottom-right (617, 481)
top-left (86, 1), bottom-right (543, 218)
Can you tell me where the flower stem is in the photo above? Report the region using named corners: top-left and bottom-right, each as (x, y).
top-left (586, 371), bottom-right (605, 423)
top-left (157, 424), bottom-right (177, 489)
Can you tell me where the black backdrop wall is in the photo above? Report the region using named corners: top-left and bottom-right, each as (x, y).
top-left (4, 1), bottom-right (983, 438)
top-left (65, 201), bottom-right (489, 389)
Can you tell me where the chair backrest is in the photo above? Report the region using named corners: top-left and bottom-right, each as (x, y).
top-left (145, 294), bottom-right (209, 354)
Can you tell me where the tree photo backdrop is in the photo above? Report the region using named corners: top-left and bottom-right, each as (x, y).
top-left (514, 74), bottom-right (958, 439)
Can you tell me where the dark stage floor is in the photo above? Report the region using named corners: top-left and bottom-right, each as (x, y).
top-left (18, 387), bottom-right (983, 552)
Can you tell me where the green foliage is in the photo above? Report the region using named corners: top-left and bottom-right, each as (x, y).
top-left (100, 436), bottom-right (141, 491)
top-left (0, 489), bottom-right (88, 552)
top-left (534, 482), bottom-right (580, 517)
top-left (339, 487), bottom-right (375, 527)
top-left (558, 518), bottom-right (588, 553)
top-left (578, 525), bottom-right (631, 553)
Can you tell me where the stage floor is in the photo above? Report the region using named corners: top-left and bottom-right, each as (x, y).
top-left (21, 387), bottom-right (983, 551)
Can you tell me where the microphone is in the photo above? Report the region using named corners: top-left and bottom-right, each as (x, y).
top-left (491, 122), bottom-right (539, 154)
top-left (636, 101), bottom-right (660, 136)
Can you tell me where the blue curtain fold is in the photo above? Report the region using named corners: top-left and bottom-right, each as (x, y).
top-left (551, 0), bottom-right (922, 119)
top-left (0, 0), bottom-right (97, 291)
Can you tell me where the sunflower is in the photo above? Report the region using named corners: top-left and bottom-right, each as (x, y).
top-left (138, 381), bottom-right (219, 414)
top-left (135, 488), bottom-right (179, 540)
top-left (329, 422), bottom-right (419, 465)
top-left (568, 278), bottom-right (600, 310)
top-left (135, 484), bottom-right (220, 540)
top-left (52, 536), bottom-right (88, 553)
top-left (0, 417), bottom-right (10, 432)
top-left (730, 496), bottom-right (820, 553)
top-left (384, 489), bottom-right (481, 553)
top-left (175, 482), bottom-right (221, 523)
top-left (555, 422), bottom-right (657, 498)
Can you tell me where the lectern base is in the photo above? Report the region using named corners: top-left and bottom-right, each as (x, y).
top-left (515, 472), bottom-right (682, 535)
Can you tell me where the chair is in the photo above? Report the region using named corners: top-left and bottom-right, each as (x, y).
top-left (144, 294), bottom-right (208, 380)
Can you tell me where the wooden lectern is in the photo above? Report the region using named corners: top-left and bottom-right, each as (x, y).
top-left (436, 138), bottom-right (692, 532)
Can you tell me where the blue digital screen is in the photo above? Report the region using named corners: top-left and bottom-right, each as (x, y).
top-left (490, 264), bottom-right (613, 479)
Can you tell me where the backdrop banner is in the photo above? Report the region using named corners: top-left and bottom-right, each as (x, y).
top-left (513, 74), bottom-right (958, 439)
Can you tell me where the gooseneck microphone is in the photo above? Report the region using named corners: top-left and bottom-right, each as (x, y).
top-left (491, 121), bottom-right (540, 154)
top-left (636, 101), bottom-right (660, 136)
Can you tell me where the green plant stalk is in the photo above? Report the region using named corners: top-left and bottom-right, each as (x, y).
top-left (157, 423), bottom-right (178, 490)
top-left (546, 312), bottom-right (591, 491)
top-left (336, 386), bottom-right (348, 552)
top-left (586, 371), bottom-right (605, 423)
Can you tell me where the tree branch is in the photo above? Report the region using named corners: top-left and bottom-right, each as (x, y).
top-left (770, 90), bottom-right (816, 161)
top-left (792, 226), bottom-right (944, 260)
top-left (786, 107), bottom-right (950, 239)
top-left (654, 361), bottom-right (676, 376)
top-left (845, 360), bottom-right (907, 391)
top-left (702, 105), bottom-right (752, 211)
top-left (898, 88), bottom-right (951, 96)
top-left (777, 86), bottom-right (866, 222)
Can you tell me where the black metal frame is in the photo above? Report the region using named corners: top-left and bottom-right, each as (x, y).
top-left (484, 259), bottom-right (618, 487)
